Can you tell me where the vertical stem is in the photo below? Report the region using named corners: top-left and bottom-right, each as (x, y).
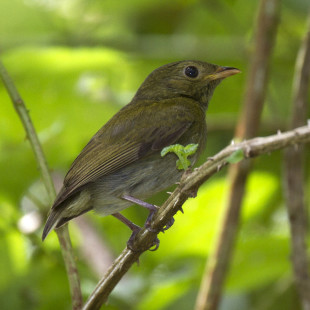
top-left (0, 61), bottom-right (56, 202)
top-left (195, 0), bottom-right (281, 309)
top-left (284, 11), bottom-right (310, 310)
top-left (0, 59), bottom-right (83, 309)
top-left (57, 226), bottom-right (83, 310)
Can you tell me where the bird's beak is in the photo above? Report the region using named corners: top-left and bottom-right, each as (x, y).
top-left (207, 66), bottom-right (241, 80)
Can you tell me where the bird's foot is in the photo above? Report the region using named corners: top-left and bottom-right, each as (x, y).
top-left (149, 237), bottom-right (160, 251)
top-left (127, 228), bottom-right (160, 252)
top-left (162, 217), bottom-right (175, 231)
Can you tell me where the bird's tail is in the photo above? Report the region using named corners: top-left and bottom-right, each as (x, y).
top-left (42, 208), bottom-right (64, 241)
top-left (42, 206), bottom-right (93, 241)
top-left (42, 207), bottom-right (93, 241)
top-left (42, 190), bottom-right (93, 241)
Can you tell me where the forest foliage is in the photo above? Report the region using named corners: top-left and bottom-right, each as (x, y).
top-left (1, 0), bottom-right (310, 309)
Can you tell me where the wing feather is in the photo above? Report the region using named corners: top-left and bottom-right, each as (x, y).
top-left (53, 98), bottom-right (200, 208)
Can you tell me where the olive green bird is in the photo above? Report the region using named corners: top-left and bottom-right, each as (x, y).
top-left (42, 60), bottom-right (240, 242)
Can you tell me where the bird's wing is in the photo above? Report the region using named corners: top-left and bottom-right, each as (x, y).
top-left (52, 99), bottom-right (199, 208)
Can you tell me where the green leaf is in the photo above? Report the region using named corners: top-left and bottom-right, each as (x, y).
top-left (226, 148), bottom-right (244, 164)
top-left (161, 144), bottom-right (199, 170)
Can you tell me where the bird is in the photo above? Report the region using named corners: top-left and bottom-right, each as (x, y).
top-left (42, 60), bottom-right (240, 244)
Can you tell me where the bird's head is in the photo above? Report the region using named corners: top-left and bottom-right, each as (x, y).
top-left (134, 60), bottom-right (240, 109)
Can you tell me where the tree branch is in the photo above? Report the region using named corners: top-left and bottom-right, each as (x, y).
top-left (0, 59), bottom-right (83, 310)
top-left (195, 0), bottom-right (281, 309)
top-left (284, 10), bottom-right (310, 310)
top-left (83, 123), bottom-right (310, 310)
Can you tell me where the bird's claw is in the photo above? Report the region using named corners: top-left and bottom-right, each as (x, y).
top-left (149, 237), bottom-right (160, 251)
top-left (127, 225), bottom-right (160, 252)
top-left (161, 216), bottom-right (175, 232)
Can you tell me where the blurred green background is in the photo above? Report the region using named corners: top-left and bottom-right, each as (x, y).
top-left (1, 0), bottom-right (310, 309)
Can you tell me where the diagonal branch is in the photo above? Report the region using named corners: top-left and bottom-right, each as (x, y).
top-left (284, 10), bottom-right (310, 310)
top-left (83, 123), bottom-right (310, 310)
top-left (0, 59), bottom-right (83, 310)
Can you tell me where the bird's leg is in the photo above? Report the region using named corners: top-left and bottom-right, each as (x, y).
top-left (112, 212), bottom-right (160, 251)
top-left (122, 194), bottom-right (158, 230)
top-left (122, 194), bottom-right (175, 232)
top-left (112, 212), bottom-right (141, 248)
top-left (112, 212), bottom-right (141, 233)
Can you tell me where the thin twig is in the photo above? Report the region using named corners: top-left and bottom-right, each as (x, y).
top-left (0, 59), bottom-right (83, 310)
top-left (284, 11), bottom-right (310, 310)
top-left (83, 124), bottom-right (310, 310)
top-left (195, 1), bottom-right (281, 309)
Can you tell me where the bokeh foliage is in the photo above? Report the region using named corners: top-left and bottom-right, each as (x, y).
top-left (0, 0), bottom-right (309, 309)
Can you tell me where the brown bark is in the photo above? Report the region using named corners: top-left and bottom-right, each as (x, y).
top-left (284, 11), bottom-right (310, 310)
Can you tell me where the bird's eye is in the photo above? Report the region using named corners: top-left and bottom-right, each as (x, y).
top-left (184, 66), bottom-right (199, 78)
